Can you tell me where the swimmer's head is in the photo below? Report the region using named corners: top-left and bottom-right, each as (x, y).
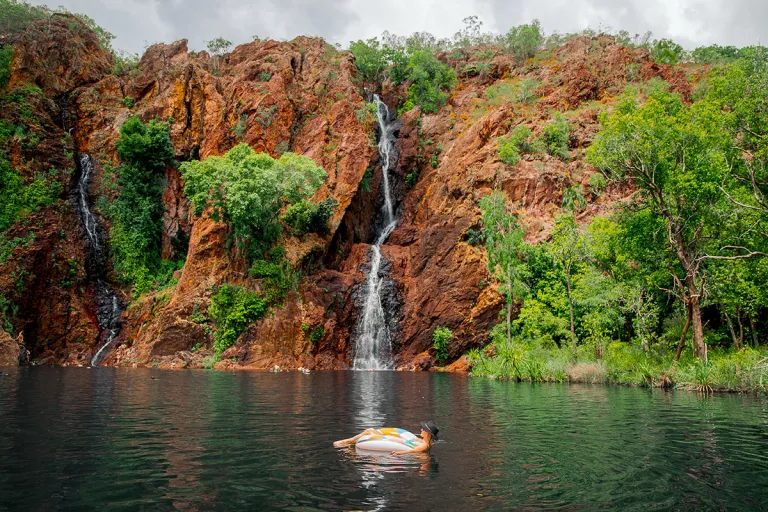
top-left (420, 420), bottom-right (439, 441)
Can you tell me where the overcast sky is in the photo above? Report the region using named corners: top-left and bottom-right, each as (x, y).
top-left (29, 0), bottom-right (768, 55)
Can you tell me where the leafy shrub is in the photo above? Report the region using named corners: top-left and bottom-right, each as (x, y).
top-left (649, 39), bottom-right (687, 65)
top-left (121, 96), bottom-right (134, 108)
top-left (202, 353), bottom-right (221, 369)
top-left (561, 186), bottom-right (587, 212)
top-left (503, 20), bottom-right (544, 63)
top-left (516, 78), bottom-right (540, 104)
top-left (209, 284), bottom-right (268, 353)
top-left (249, 255), bottom-right (295, 304)
top-left (541, 113), bottom-right (570, 159)
top-left (588, 173), bottom-right (607, 197)
top-left (405, 170), bottom-right (419, 189)
top-left (275, 140), bottom-right (290, 155)
top-left (258, 72), bottom-right (271, 82)
top-left (256, 104), bottom-right (277, 128)
top-left (474, 49), bottom-right (494, 60)
top-left (464, 228), bottom-right (483, 246)
top-left (112, 50), bottom-right (140, 76)
top-left (180, 144), bottom-right (326, 259)
top-left (404, 50), bottom-right (456, 114)
top-left (360, 166), bottom-right (373, 193)
top-left (0, 46), bottom-right (12, 90)
top-left (281, 198), bottom-right (337, 236)
top-left (233, 113), bottom-right (247, 140)
top-left (0, 121), bottom-right (60, 232)
top-left (497, 124), bottom-right (535, 166)
top-left (432, 326), bottom-right (453, 363)
top-left (309, 326), bottom-right (325, 344)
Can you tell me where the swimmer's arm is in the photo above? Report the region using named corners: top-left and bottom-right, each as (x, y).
top-left (391, 441), bottom-right (429, 455)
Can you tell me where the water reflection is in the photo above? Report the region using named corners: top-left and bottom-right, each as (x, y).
top-left (351, 370), bottom-right (390, 429)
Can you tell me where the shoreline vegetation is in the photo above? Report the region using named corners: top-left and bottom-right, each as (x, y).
top-left (464, 341), bottom-right (768, 394)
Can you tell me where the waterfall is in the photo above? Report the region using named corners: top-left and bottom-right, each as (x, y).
top-left (74, 155), bottom-right (124, 367)
top-left (353, 95), bottom-right (399, 371)
top-left (77, 155), bottom-right (99, 249)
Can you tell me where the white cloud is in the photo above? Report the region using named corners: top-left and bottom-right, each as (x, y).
top-left (28, 0), bottom-right (768, 54)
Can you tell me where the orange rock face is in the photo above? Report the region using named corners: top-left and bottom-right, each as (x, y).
top-left (1, 19), bottom-right (697, 371)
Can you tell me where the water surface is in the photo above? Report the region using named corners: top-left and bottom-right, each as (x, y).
top-left (1, 368), bottom-right (767, 510)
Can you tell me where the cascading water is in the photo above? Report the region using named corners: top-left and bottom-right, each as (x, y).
top-left (353, 95), bottom-right (399, 371)
top-left (74, 154), bottom-right (124, 367)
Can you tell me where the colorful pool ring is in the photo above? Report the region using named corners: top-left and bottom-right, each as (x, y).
top-left (355, 428), bottom-right (419, 452)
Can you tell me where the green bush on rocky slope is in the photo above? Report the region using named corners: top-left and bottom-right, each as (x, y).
top-left (180, 144), bottom-right (329, 353)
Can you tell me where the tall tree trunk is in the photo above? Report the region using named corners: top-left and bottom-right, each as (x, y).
top-left (723, 309), bottom-right (741, 351)
top-left (566, 270), bottom-right (575, 348)
top-left (506, 263), bottom-right (512, 347)
top-left (749, 316), bottom-right (758, 347)
top-left (690, 297), bottom-right (707, 362)
top-left (675, 302), bottom-right (692, 362)
top-left (736, 310), bottom-right (745, 349)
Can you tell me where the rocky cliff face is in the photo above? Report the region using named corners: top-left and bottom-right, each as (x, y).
top-left (0, 19), bottom-right (692, 369)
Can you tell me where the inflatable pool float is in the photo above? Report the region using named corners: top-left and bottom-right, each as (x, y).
top-left (355, 428), bottom-right (419, 452)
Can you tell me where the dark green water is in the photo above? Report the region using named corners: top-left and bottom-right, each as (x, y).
top-left (1, 368), bottom-right (767, 511)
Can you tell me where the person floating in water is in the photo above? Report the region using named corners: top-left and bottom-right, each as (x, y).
top-left (333, 420), bottom-right (439, 454)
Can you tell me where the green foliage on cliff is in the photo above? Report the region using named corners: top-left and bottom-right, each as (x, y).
top-left (0, 1), bottom-right (115, 54)
top-left (210, 255), bottom-right (296, 353)
top-left (648, 38), bottom-right (687, 65)
top-left (402, 50), bottom-right (456, 114)
top-left (0, 119), bottom-right (59, 233)
top-left (110, 116), bottom-right (177, 295)
top-left (349, 37), bottom-right (455, 114)
top-left (210, 285), bottom-right (268, 353)
top-left (180, 143), bottom-right (327, 259)
top-left (497, 125), bottom-right (537, 166)
top-left (432, 327), bottom-right (452, 364)
top-left (281, 198), bottom-right (337, 236)
top-left (0, 46), bottom-right (12, 90)
top-left (541, 113), bottom-right (570, 159)
top-left (0, 0), bottom-right (49, 35)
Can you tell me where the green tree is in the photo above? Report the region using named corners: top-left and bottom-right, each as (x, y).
top-left (649, 38), bottom-right (687, 65)
top-left (403, 49), bottom-right (456, 114)
top-left (548, 214), bottom-right (587, 347)
top-left (504, 20), bottom-right (544, 63)
top-left (206, 37), bottom-right (232, 73)
top-left (706, 50), bottom-right (768, 220)
top-left (180, 144), bottom-right (326, 259)
top-left (349, 38), bottom-right (388, 83)
top-left (480, 190), bottom-right (530, 346)
top-left (587, 85), bottom-right (738, 361)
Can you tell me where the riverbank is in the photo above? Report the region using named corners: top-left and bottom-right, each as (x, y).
top-left (464, 342), bottom-right (768, 393)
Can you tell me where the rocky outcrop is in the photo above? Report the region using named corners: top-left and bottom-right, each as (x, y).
top-left (0, 17), bottom-right (697, 370)
top-left (0, 331), bottom-right (23, 366)
top-left (0, 14), bottom-right (113, 363)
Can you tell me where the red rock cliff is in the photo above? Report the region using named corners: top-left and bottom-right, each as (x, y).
top-left (0, 19), bottom-right (692, 369)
